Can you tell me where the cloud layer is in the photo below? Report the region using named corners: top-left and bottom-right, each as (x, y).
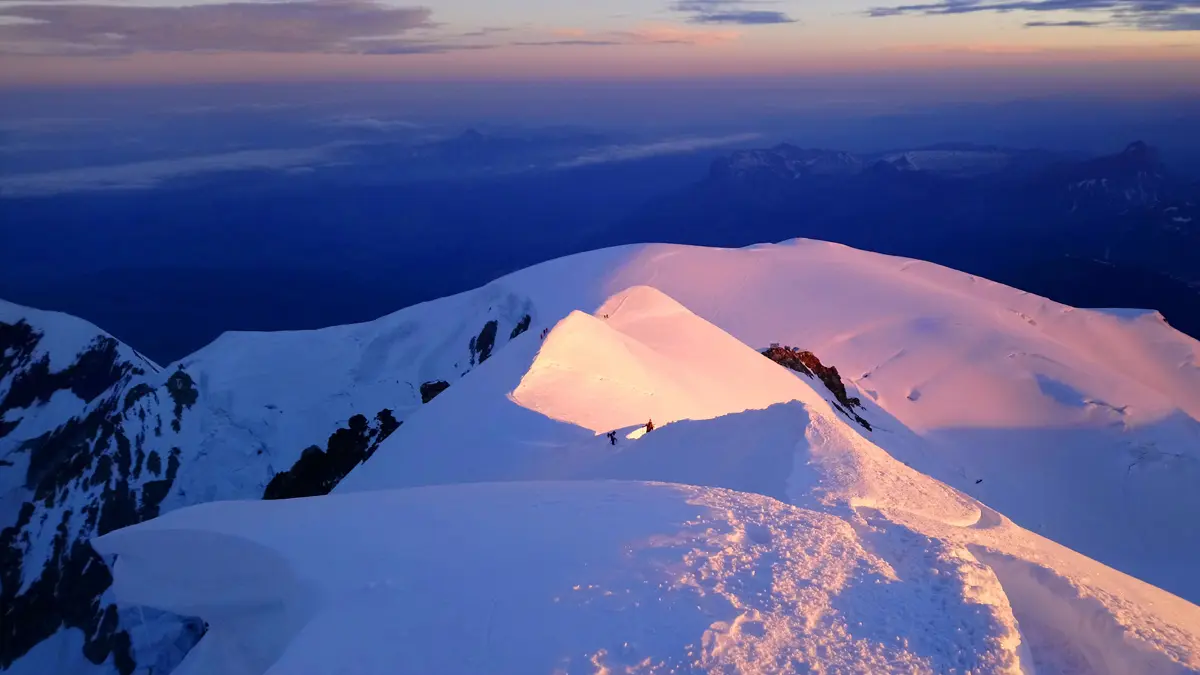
top-left (1024, 19), bottom-right (1105, 26)
top-left (0, 0), bottom-right (440, 55)
top-left (559, 133), bottom-right (762, 168)
top-left (0, 144), bottom-right (350, 196)
top-left (512, 26), bottom-right (742, 47)
top-left (868, 0), bottom-right (1200, 31)
top-left (671, 0), bottom-right (798, 25)
top-left (0, 0), bottom-right (775, 56)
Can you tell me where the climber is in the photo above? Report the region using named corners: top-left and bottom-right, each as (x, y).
top-left (646, 419), bottom-right (654, 433)
top-left (607, 431), bottom-right (617, 445)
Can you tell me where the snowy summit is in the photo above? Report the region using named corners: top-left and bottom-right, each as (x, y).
top-left (4, 239), bottom-right (1200, 674)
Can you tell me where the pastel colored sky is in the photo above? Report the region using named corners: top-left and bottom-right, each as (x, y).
top-left (2, 0), bottom-right (1198, 85)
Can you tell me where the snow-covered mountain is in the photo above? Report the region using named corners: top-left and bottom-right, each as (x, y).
top-left (712, 142), bottom-right (1039, 183)
top-left (714, 143), bottom-right (1017, 180)
top-left (5, 239), bottom-right (1200, 674)
top-left (1, 293), bottom-right (535, 673)
top-left (712, 144), bottom-right (865, 179)
top-left (618, 141), bottom-right (1200, 343)
top-left (1058, 141), bottom-right (1167, 212)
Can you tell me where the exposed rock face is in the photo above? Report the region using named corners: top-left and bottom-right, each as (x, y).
top-left (1, 316), bottom-right (171, 674)
top-left (420, 381), bottom-right (451, 404)
top-left (262, 410), bottom-right (401, 500)
top-left (1, 320), bottom-right (135, 440)
top-left (469, 320), bottom-right (500, 366)
top-left (164, 368), bottom-right (198, 433)
top-left (762, 345), bottom-right (871, 431)
top-left (510, 314), bottom-right (532, 340)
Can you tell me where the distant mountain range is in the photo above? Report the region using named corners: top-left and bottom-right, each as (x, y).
top-left (1, 136), bottom-right (1196, 368)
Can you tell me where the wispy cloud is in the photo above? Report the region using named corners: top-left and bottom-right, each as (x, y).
top-left (624, 25), bottom-right (743, 44)
top-left (0, 0), bottom-right (472, 55)
top-left (512, 40), bottom-right (624, 47)
top-left (867, 0), bottom-right (1200, 32)
top-left (458, 26), bottom-right (512, 38)
top-left (323, 115), bottom-right (422, 131)
top-left (1025, 19), bottom-right (1105, 26)
top-left (511, 25), bottom-right (742, 48)
top-left (0, 144), bottom-right (352, 197)
top-left (670, 0), bottom-right (798, 25)
top-left (559, 133), bottom-right (762, 168)
top-left (1142, 8), bottom-right (1200, 29)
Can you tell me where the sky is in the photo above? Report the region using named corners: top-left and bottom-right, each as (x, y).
top-left (1, 0), bottom-right (1198, 86)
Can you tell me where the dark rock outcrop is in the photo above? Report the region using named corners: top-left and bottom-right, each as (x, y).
top-left (165, 368), bottom-right (198, 432)
top-left (6, 336), bottom-right (124, 408)
top-left (469, 320), bottom-right (499, 366)
top-left (763, 345), bottom-right (871, 431)
top-left (1, 322), bottom-right (137, 435)
top-left (510, 314), bottom-right (532, 340)
top-left (262, 409), bottom-right (401, 500)
top-left (420, 380), bottom-right (451, 404)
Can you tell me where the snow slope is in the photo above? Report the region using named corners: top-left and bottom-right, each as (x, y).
top-left (335, 283), bottom-right (862, 494)
top-left (95, 482), bottom-right (1031, 675)
top-left (606, 243), bottom-right (1200, 600)
top-left (335, 240), bottom-right (1200, 603)
top-left (96, 282), bottom-right (1200, 674)
top-left (7, 237), bottom-right (1200, 674)
top-left (175, 280), bottom-right (535, 479)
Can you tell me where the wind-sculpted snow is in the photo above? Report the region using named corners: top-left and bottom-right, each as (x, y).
top-left (514, 286), bottom-right (833, 434)
top-left (95, 482), bottom-right (1030, 675)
